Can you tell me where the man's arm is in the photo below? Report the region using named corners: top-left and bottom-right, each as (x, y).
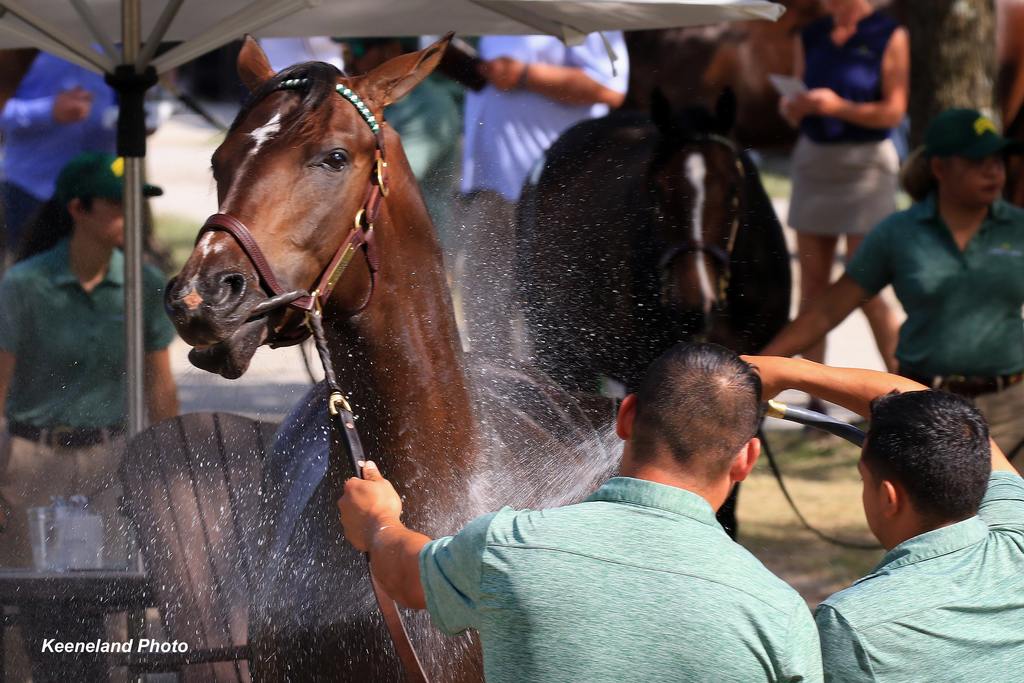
top-left (484, 57), bottom-right (625, 108)
top-left (1, 88), bottom-right (93, 133)
top-left (338, 461), bottom-right (430, 609)
top-left (744, 356), bottom-right (1014, 473)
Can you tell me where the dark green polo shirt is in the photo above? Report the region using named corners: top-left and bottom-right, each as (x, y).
top-left (420, 477), bottom-right (823, 683)
top-left (0, 239), bottom-right (176, 428)
top-left (846, 194), bottom-right (1024, 376)
top-left (815, 472), bottom-right (1024, 682)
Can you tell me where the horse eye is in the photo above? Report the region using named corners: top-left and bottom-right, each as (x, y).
top-left (319, 149), bottom-right (348, 171)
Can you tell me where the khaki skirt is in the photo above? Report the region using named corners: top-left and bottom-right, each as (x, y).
top-left (788, 135), bottom-right (899, 236)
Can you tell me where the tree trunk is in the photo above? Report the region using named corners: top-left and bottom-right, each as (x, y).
top-left (903, 0), bottom-right (996, 147)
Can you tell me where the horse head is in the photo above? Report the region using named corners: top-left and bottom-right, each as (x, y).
top-left (648, 88), bottom-right (744, 320)
top-left (166, 35), bottom-right (449, 378)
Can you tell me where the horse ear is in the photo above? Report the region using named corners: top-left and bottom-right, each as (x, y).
top-left (714, 88), bottom-right (738, 134)
top-left (364, 33), bottom-right (452, 108)
top-left (651, 87), bottom-right (673, 136)
top-left (237, 35), bottom-right (275, 93)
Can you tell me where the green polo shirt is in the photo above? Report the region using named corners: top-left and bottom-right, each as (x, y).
top-left (816, 472), bottom-right (1024, 682)
top-left (846, 194), bottom-right (1024, 376)
top-left (420, 477), bottom-right (822, 683)
top-left (0, 239), bottom-right (176, 428)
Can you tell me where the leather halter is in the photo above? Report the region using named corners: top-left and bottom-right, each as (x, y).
top-left (196, 78), bottom-right (388, 346)
top-left (654, 133), bottom-right (744, 303)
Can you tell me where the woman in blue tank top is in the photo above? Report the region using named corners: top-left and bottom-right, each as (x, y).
top-left (779, 0), bottom-right (909, 410)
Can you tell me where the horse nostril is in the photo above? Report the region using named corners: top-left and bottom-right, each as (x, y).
top-left (215, 272), bottom-right (247, 305)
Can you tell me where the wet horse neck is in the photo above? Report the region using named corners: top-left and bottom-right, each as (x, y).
top-left (327, 149), bottom-right (479, 520)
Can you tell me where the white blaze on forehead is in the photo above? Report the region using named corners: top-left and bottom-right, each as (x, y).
top-left (685, 153), bottom-right (715, 312)
top-left (249, 111), bottom-right (282, 155)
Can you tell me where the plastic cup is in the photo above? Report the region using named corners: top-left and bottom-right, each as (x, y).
top-left (54, 504), bottom-right (104, 570)
top-left (26, 506), bottom-right (57, 570)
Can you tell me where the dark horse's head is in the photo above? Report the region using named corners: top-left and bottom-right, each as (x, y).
top-left (165, 36), bottom-right (448, 378)
top-left (647, 88), bottom-right (744, 321)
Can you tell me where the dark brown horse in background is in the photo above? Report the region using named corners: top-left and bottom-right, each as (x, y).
top-left (165, 36), bottom-right (617, 682)
top-left (515, 89), bottom-right (791, 536)
top-left (517, 89), bottom-right (791, 394)
top-left (998, 0), bottom-right (1024, 205)
top-left (624, 0), bottom-right (824, 148)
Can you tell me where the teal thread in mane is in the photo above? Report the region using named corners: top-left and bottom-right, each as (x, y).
top-left (278, 77), bottom-right (380, 134)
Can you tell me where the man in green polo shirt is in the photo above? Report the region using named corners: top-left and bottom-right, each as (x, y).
top-left (339, 342), bottom-right (822, 682)
top-left (748, 355), bottom-right (1024, 682)
top-left (762, 108), bottom-right (1024, 462)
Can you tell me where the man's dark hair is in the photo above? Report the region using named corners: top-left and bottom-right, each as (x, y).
top-left (631, 342), bottom-right (762, 478)
top-left (865, 391), bottom-right (991, 523)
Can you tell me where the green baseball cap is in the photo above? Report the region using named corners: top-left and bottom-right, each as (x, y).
top-left (54, 152), bottom-right (163, 206)
top-left (924, 108), bottom-right (1023, 159)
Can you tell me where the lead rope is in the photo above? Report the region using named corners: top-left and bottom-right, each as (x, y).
top-left (307, 305), bottom-right (430, 683)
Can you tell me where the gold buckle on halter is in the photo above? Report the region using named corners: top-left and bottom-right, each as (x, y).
top-left (354, 208), bottom-right (372, 231)
top-left (375, 157), bottom-right (388, 197)
top-left (329, 391), bottom-right (353, 416)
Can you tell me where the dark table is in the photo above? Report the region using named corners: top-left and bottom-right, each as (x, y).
top-left (0, 569), bottom-right (151, 609)
top-left (0, 569), bottom-right (152, 682)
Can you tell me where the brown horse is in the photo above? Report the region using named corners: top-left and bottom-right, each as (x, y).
top-left (998, 0), bottom-right (1024, 205)
top-left (516, 89), bottom-right (791, 394)
top-left (515, 90), bottom-right (790, 537)
top-left (623, 0), bottom-right (825, 149)
top-left (165, 36), bottom-right (615, 682)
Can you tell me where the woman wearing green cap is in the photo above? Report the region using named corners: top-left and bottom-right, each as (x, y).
top-left (0, 151), bottom-right (179, 678)
top-left (762, 108), bottom-right (1024, 465)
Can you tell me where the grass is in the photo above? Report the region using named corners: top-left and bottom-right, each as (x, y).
top-left (760, 168), bottom-right (793, 200)
top-left (153, 212), bottom-right (202, 274)
top-left (739, 430), bottom-right (880, 606)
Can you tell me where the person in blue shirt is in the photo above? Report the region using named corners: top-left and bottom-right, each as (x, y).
top-left (0, 52), bottom-right (117, 254)
top-left (779, 0), bottom-right (907, 401)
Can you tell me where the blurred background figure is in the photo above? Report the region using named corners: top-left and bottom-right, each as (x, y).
top-left (0, 52), bottom-right (117, 262)
top-left (342, 37), bottom-right (462, 246)
top-left (0, 152), bottom-right (178, 681)
top-left (452, 32), bottom-right (629, 360)
top-left (259, 36), bottom-right (344, 73)
top-left (780, 0), bottom-right (907, 402)
top-left (763, 109), bottom-right (1024, 466)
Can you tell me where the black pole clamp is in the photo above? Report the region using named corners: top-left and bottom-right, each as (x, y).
top-left (105, 64), bottom-right (158, 158)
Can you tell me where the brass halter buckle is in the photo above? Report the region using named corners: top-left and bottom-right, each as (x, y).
top-left (375, 157), bottom-right (388, 197)
top-left (329, 391), bottom-right (353, 416)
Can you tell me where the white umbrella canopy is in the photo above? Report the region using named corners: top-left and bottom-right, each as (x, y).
top-left (0, 0), bottom-right (784, 74)
top-left (0, 0), bottom-right (784, 437)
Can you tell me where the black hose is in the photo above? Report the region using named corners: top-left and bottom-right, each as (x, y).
top-left (758, 401), bottom-right (878, 550)
top-left (764, 400), bottom-right (865, 446)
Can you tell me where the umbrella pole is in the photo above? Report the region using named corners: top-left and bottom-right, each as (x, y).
top-left (107, 0), bottom-right (156, 439)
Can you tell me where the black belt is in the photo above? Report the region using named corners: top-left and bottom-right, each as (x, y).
top-left (8, 421), bottom-right (125, 448)
top-left (900, 371), bottom-right (1024, 398)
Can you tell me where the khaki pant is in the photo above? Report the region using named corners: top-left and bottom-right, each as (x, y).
top-left (0, 432), bottom-right (129, 683)
top-left (975, 380), bottom-right (1024, 464)
top-left (0, 433), bottom-right (129, 569)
